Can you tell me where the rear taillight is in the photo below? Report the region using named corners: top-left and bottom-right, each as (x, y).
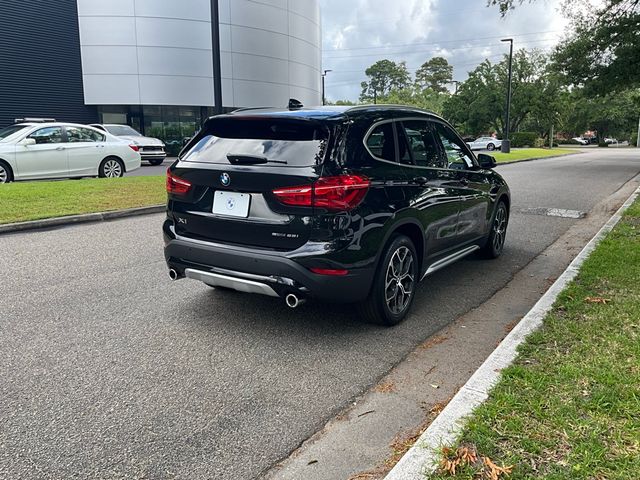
top-left (166, 169), bottom-right (192, 195)
top-left (129, 144), bottom-right (139, 152)
top-left (272, 175), bottom-right (369, 211)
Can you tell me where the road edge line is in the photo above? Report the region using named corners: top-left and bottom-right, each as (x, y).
top-left (384, 185), bottom-right (640, 480)
top-left (0, 205), bottom-right (165, 235)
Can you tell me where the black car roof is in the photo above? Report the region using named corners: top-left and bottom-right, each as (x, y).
top-left (225, 104), bottom-right (441, 121)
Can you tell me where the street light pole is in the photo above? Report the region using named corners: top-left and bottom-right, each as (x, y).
top-left (321, 69), bottom-right (332, 105)
top-left (501, 38), bottom-right (513, 153)
top-left (637, 114), bottom-right (640, 148)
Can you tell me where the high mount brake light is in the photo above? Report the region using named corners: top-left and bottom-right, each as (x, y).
top-left (166, 169), bottom-right (192, 195)
top-left (272, 175), bottom-right (369, 211)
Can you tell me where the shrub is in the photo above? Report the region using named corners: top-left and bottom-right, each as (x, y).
top-left (631, 132), bottom-right (638, 147)
top-left (510, 132), bottom-right (539, 148)
top-left (598, 141), bottom-right (609, 147)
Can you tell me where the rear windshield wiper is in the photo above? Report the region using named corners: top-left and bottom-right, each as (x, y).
top-left (226, 154), bottom-right (287, 165)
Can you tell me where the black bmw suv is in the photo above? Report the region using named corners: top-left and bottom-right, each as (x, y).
top-left (164, 105), bottom-right (510, 326)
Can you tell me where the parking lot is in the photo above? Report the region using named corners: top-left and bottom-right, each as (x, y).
top-left (1, 149), bottom-right (639, 479)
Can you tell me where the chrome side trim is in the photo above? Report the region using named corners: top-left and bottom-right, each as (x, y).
top-left (421, 245), bottom-right (480, 280)
top-left (185, 268), bottom-right (280, 297)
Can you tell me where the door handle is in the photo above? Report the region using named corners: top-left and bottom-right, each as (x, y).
top-left (55, 147), bottom-right (66, 151)
top-left (411, 176), bottom-right (428, 185)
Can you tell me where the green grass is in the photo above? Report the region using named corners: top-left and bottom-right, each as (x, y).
top-left (493, 148), bottom-right (578, 163)
top-left (431, 197), bottom-right (640, 479)
top-left (0, 176), bottom-right (166, 224)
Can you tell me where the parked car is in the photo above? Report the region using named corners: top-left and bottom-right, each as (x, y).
top-left (163, 105), bottom-right (511, 326)
top-left (0, 122), bottom-right (141, 183)
top-left (91, 124), bottom-right (166, 165)
top-left (466, 136), bottom-right (502, 151)
top-left (604, 137), bottom-right (618, 144)
top-left (571, 137), bottom-right (589, 145)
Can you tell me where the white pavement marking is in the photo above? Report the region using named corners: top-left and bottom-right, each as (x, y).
top-left (519, 207), bottom-right (586, 219)
top-left (385, 186), bottom-right (640, 480)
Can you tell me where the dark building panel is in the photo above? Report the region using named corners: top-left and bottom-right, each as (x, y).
top-left (0, 0), bottom-right (98, 127)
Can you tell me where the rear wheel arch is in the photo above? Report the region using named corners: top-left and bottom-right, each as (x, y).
top-left (377, 219), bottom-right (425, 275)
top-left (99, 156), bottom-right (125, 177)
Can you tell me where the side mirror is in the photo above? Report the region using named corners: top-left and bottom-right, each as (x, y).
top-left (19, 138), bottom-right (36, 146)
top-left (478, 153), bottom-right (497, 169)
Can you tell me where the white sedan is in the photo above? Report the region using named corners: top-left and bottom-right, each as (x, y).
top-left (0, 122), bottom-right (141, 183)
top-left (466, 137), bottom-right (502, 151)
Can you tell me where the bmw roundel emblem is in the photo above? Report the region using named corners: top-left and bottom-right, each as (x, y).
top-left (220, 172), bottom-right (231, 186)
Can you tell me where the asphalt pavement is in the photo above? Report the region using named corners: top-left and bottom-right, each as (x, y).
top-left (128, 158), bottom-right (176, 176)
top-left (1, 149), bottom-right (639, 479)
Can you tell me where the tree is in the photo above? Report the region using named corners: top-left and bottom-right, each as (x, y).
top-left (443, 49), bottom-right (562, 136)
top-left (415, 57), bottom-right (453, 94)
top-left (380, 87), bottom-right (448, 114)
top-left (360, 60), bottom-right (411, 102)
top-left (488, 0), bottom-right (640, 94)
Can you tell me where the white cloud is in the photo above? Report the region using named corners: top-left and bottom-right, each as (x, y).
top-left (320, 0), bottom-right (570, 101)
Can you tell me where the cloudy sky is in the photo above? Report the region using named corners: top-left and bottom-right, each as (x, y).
top-left (319, 0), bottom-right (569, 102)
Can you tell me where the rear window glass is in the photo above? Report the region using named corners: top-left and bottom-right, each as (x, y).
top-left (181, 118), bottom-right (329, 167)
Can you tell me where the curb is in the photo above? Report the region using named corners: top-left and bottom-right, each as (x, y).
top-left (385, 185), bottom-right (640, 480)
top-left (0, 205), bottom-right (165, 235)
top-left (495, 151), bottom-right (579, 166)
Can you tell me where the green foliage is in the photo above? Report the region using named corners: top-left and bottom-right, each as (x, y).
top-left (566, 89), bottom-right (640, 138)
top-left (490, 0), bottom-right (640, 95)
top-left (360, 59), bottom-right (411, 102)
top-left (379, 87), bottom-right (447, 115)
top-left (329, 99), bottom-right (356, 106)
top-left (415, 56), bottom-right (453, 94)
top-left (510, 131), bottom-right (538, 148)
top-left (443, 49), bottom-right (562, 137)
top-left (631, 132), bottom-right (638, 147)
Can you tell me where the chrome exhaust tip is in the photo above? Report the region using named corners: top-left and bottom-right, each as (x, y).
top-left (169, 269), bottom-right (179, 281)
top-left (285, 293), bottom-right (305, 309)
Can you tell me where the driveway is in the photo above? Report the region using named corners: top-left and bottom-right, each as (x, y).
top-left (1, 149), bottom-right (639, 479)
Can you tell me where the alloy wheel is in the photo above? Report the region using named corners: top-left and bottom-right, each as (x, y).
top-left (384, 246), bottom-right (415, 315)
top-left (0, 165), bottom-right (7, 183)
top-left (103, 159), bottom-right (122, 178)
top-left (492, 205), bottom-right (507, 253)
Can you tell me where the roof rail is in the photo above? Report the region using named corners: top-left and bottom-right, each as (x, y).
top-left (15, 117), bottom-right (56, 123)
top-left (231, 106), bottom-right (272, 113)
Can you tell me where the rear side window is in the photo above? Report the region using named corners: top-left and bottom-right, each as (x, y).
top-left (365, 123), bottom-right (395, 162)
top-left (181, 118), bottom-right (329, 167)
top-left (67, 127), bottom-right (105, 142)
top-left (401, 120), bottom-right (445, 168)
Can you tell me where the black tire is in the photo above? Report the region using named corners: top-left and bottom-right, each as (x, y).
top-left (0, 160), bottom-right (13, 183)
top-left (148, 159), bottom-right (164, 166)
top-left (481, 201), bottom-right (508, 258)
top-left (98, 157), bottom-right (124, 178)
top-left (357, 234), bottom-right (418, 326)
top-left (487, 143), bottom-right (495, 151)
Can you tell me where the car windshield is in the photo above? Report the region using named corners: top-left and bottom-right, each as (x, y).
top-left (0, 124), bottom-right (30, 142)
top-left (105, 125), bottom-right (141, 136)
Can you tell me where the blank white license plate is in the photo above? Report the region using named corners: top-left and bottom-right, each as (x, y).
top-left (213, 191), bottom-right (251, 217)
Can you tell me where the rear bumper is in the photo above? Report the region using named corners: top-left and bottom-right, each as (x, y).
top-left (140, 151), bottom-right (166, 159)
top-left (163, 222), bottom-right (374, 303)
